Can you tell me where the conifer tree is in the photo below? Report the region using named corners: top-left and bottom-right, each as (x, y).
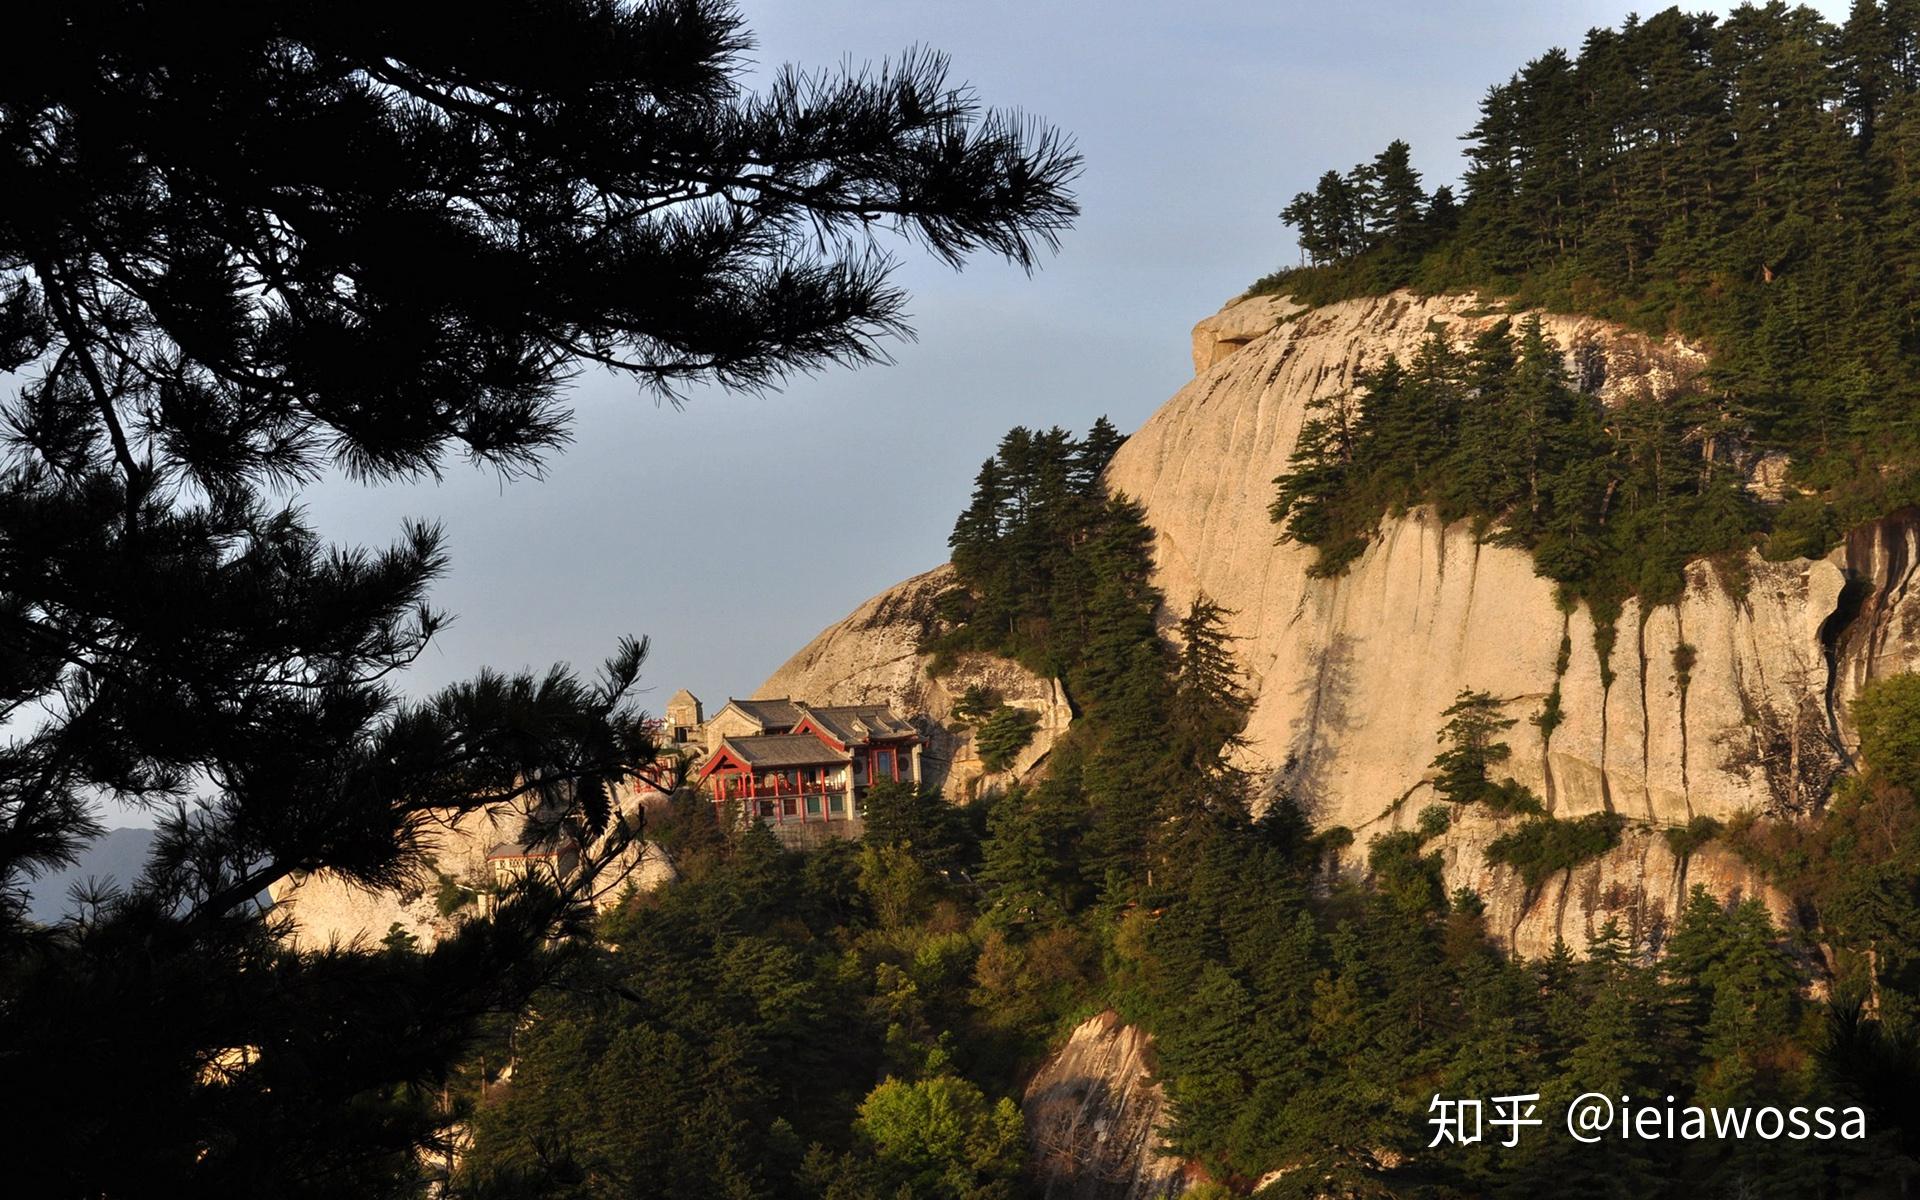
top-left (1432, 689), bottom-right (1518, 806)
top-left (1074, 415), bottom-right (1128, 493)
top-left (1269, 389), bottom-right (1363, 569)
top-left (862, 779), bottom-right (964, 872)
top-left (977, 784), bottom-right (1079, 923)
top-left (0, 2), bottom-right (1080, 1189)
top-left (1168, 597), bottom-right (1253, 779)
top-left (1368, 139), bottom-right (1429, 249)
top-left (1151, 598), bottom-right (1255, 883)
top-left (949, 458), bottom-right (1008, 594)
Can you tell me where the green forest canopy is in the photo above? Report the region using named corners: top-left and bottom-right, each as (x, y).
top-left (1258, 1), bottom-right (1920, 605)
top-left (457, 7), bottom-right (1920, 1194)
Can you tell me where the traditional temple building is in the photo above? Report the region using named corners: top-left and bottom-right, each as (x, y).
top-left (700, 696), bottom-right (803, 750)
top-left (663, 688), bottom-right (705, 747)
top-left (484, 836), bottom-right (581, 893)
top-left (694, 700), bottom-right (921, 840)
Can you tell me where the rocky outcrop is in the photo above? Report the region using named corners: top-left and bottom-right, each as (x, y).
top-left (1829, 510), bottom-right (1920, 752)
top-left (1023, 1011), bottom-right (1187, 1200)
top-left (1104, 291), bottom-right (1920, 832)
top-left (758, 564), bottom-right (1074, 800)
top-left (1094, 288), bottom-right (1920, 950)
top-left (771, 290), bottom-right (1920, 956)
top-left (268, 800), bottom-right (675, 952)
top-left (1413, 809), bottom-right (1785, 961)
top-left (1191, 294), bottom-right (1305, 373)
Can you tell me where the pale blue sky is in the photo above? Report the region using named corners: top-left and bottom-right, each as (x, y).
top-left (300, 1), bottom-right (1848, 721)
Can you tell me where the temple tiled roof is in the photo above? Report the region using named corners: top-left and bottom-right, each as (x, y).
top-left (727, 697), bottom-right (804, 728)
top-left (721, 733), bottom-right (852, 767)
top-left (800, 704), bottom-right (918, 745)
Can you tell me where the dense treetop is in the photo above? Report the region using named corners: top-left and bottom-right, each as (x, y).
top-left (1260, 1), bottom-right (1920, 571)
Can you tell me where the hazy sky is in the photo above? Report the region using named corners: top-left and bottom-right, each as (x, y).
top-left (299, 1), bottom-right (1849, 722)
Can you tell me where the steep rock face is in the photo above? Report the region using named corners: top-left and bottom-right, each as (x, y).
top-left (758, 564), bottom-right (1074, 799)
top-left (769, 291), bottom-right (1920, 955)
top-left (1830, 511), bottom-right (1920, 750)
top-left (1424, 809), bottom-right (1786, 961)
top-left (1022, 1011), bottom-right (1187, 1200)
top-left (1103, 292), bottom-right (1920, 843)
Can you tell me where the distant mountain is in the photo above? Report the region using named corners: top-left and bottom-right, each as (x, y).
top-left (25, 827), bottom-right (156, 924)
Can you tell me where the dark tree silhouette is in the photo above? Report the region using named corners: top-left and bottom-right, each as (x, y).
top-left (0, 1), bottom-right (1079, 1193)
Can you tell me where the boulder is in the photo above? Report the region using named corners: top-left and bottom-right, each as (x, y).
top-left (1022, 1011), bottom-right (1188, 1200)
top-left (757, 564), bottom-right (1074, 800)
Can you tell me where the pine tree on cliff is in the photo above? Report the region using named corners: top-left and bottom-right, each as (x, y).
top-left (950, 457), bottom-right (1008, 587)
top-left (1347, 354), bottom-right (1419, 504)
top-left (0, 1), bottom-right (1079, 1191)
top-left (1152, 597), bottom-right (1255, 882)
top-left (1442, 319), bottom-right (1520, 520)
top-left (1073, 495), bottom-right (1165, 713)
top-left (1074, 415), bottom-right (1128, 493)
top-left (978, 782), bottom-right (1084, 923)
top-left (1018, 424), bottom-right (1082, 637)
top-left (862, 779), bottom-right (965, 873)
top-left (1269, 388), bottom-right (1362, 569)
top-left (1074, 496), bottom-right (1174, 893)
top-left (1402, 332), bottom-right (1466, 480)
top-left (1169, 597), bottom-right (1251, 772)
top-left (1368, 139), bottom-right (1429, 249)
top-left (1432, 688), bottom-right (1518, 806)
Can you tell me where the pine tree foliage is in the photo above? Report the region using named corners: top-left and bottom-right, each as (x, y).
top-left (973, 705), bottom-right (1040, 774)
top-left (0, 3), bottom-right (1081, 1191)
top-left (1271, 316), bottom-right (1754, 608)
top-left (1431, 689), bottom-right (1520, 806)
top-left (1259, 1), bottom-right (1920, 576)
top-left (939, 418), bottom-right (1129, 681)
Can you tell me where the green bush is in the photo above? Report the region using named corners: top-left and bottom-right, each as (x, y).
top-left (1316, 825), bottom-right (1355, 856)
top-left (1857, 674), bottom-right (1920, 796)
top-left (1764, 496), bottom-right (1841, 561)
top-left (952, 684), bottom-right (1001, 725)
top-left (854, 1075), bottom-right (1025, 1197)
top-left (1481, 778), bottom-right (1546, 817)
top-left (1368, 830), bottom-right (1445, 909)
top-left (1663, 815), bottom-right (1722, 858)
top-left (434, 872), bottom-right (476, 918)
top-left (975, 705), bottom-right (1041, 773)
top-left (1485, 813), bottom-right (1624, 889)
top-left (1416, 803), bottom-right (1452, 840)
top-left (1672, 642), bottom-right (1698, 690)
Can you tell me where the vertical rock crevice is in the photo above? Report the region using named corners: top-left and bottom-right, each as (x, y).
top-left (1826, 510), bottom-right (1920, 764)
top-left (1594, 611), bottom-right (1619, 814)
top-left (1820, 573), bottom-right (1872, 771)
top-left (1674, 610), bottom-right (1693, 811)
top-left (1636, 611), bottom-right (1656, 820)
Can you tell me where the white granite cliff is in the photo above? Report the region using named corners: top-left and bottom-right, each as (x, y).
top-left (767, 290), bottom-right (1920, 959)
top-left (755, 290), bottom-right (1920, 1199)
